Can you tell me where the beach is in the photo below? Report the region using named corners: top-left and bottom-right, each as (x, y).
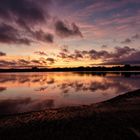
top-left (0, 89), bottom-right (140, 140)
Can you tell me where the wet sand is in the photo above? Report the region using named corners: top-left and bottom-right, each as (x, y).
top-left (0, 89), bottom-right (140, 140)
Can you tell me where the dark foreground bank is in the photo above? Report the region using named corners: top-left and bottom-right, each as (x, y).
top-left (0, 89), bottom-right (140, 140)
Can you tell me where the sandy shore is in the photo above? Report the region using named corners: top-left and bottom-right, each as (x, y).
top-left (0, 89), bottom-right (140, 140)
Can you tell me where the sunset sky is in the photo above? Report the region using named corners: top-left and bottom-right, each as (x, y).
top-left (0, 0), bottom-right (140, 68)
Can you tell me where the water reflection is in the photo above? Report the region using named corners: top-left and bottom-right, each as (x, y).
top-left (0, 98), bottom-right (54, 115)
top-left (0, 87), bottom-right (7, 93)
top-left (0, 72), bottom-right (140, 115)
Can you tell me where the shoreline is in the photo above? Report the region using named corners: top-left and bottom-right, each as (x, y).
top-left (0, 89), bottom-right (140, 139)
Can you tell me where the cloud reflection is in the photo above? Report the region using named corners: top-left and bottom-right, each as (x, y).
top-left (0, 72), bottom-right (140, 115)
top-left (0, 98), bottom-right (54, 115)
top-left (0, 87), bottom-right (7, 93)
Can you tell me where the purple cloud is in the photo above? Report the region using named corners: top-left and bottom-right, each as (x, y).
top-left (121, 38), bottom-right (132, 44)
top-left (58, 46), bottom-right (140, 65)
top-left (55, 20), bottom-right (83, 38)
top-left (0, 0), bottom-right (53, 45)
top-left (34, 51), bottom-right (48, 56)
top-left (0, 23), bottom-right (32, 45)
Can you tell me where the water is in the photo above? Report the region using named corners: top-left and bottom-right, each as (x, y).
top-left (0, 72), bottom-right (140, 115)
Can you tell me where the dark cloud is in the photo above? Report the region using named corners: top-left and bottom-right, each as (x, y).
top-left (0, 23), bottom-right (32, 45)
top-left (31, 58), bottom-right (48, 65)
top-left (0, 51), bottom-right (6, 56)
top-left (121, 34), bottom-right (140, 44)
top-left (0, 22), bottom-right (54, 45)
top-left (34, 51), bottom-right (48, 56)
top-left (0, 0), bottom-right (49, 25)
top-left (0, 0), bottom-right (53, 45)
top-left (0, 60), bottom-right (17, 67)
top-left (99, 60), bottom-right (140, 65)
top-left (33, 30), bottom-right (54, 43)
top-left (101, 45), bottom-right (108, 48)
top-left (121, 38), bottom-right (132, 44)
top-left (87, 49), bottom-right (110, 60)
top-left (58, 52), bottom-right (68, 59)
top-left (132, 34), bottom-right (140, 39)
top-left (31, 60), bottom-right (42, 65)
top-left (61, 45), bottom-right (69, 53)
top-left (46, 58), bottom-right (55, 64)
top-left (58, 45), bottom-right (70, 59)
top-left (83, 46), bottom-right (136, 60)
top-left (18, 59), bottom-right (30, 65)
top-left (61, 49), bottom-right (107, 61)
top-left (113, 46), bottom-right (135, 58)
top-left (0, 57), bottom-right (56, 68)
top-left (58, 46), bottom-right (140, 65)
top-left (16, 19), bottom-right (54, 43)
top-left (58, 47), bottom-right (84, 60)
top-left (74, 50), bottom-right (83, 59)
top-left (55, 20), bottom-right (83, 38)
top-left (97, 47), bottom-right (140, 65)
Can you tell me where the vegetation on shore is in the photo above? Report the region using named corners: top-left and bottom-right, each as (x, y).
top-left (0, 65), bottom-right (140, 73)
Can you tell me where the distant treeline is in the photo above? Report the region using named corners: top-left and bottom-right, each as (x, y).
top-left (0, 65), bottom-right (140, 73)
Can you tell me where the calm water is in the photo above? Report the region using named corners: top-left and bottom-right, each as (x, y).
top-left (0, 72), bottom-right (140, 115)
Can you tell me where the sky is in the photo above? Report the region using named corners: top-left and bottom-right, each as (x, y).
top-left (0, 0), bottom-right (140, 68)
